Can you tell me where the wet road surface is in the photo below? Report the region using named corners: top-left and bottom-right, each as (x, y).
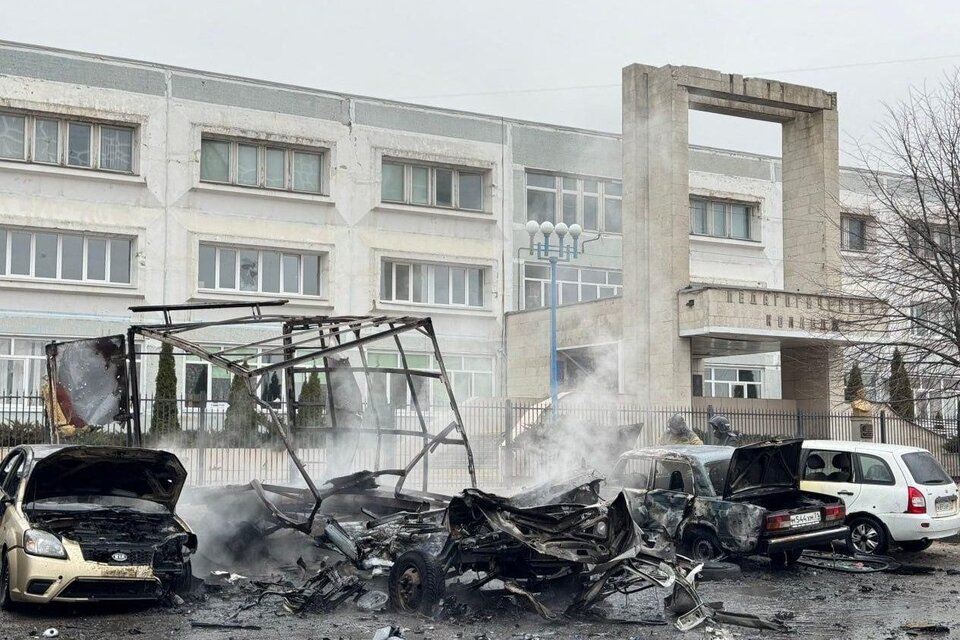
top-left (3, 538), bottom-right (959, 640)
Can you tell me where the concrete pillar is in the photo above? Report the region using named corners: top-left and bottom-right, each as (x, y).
top-left (780, 345), bottom-right (845, 412)
top-left (781, 108), bottom-right (842, 293)
top-left (621, 64), bottom-right (692, 405)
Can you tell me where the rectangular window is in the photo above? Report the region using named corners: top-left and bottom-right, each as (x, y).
top-left (841, 214), bottom-right (868, 251)
top-left (703, 366), bottom-right (762, 399)
top-left (380, 160), bottom-right (486, 211)
top-left (197, 243), bottom-right (325, 297)
top-left (34, 119), bottom-right (59, 164)
top-left (0, 111), bottom-right (135, 172)
top-left (0, 227), bottom-right (133, 284)
top-left (525, 172), bottom-right (621, 233)
top-left (522, 263), bottom-right (622, 309)
top-left (0, 114), bottom-right (26, 160)
top-left (381, 259), bottom-right (486, 308)
top-left (369, 349), bottom-right (494, 405)
top-left (690, 197), bottom-right (759, 241)
top-left (200, 137), bottom-right (325, 194)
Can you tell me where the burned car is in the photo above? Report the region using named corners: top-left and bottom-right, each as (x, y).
top-left (0, 445), bottom-right (196, 607)
top-left (386, 473), bottom-right (708, 627)
top-left (607, 441), bottom-right (848, 567)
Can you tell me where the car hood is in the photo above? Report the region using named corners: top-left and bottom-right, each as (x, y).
top-left (723, 439), bottom-right (803, 499)
top-left (24, 446), bottom-right (187, 512)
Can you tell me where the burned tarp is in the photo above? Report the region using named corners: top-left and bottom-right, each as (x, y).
top-left (44, 336), bottom-right (129, 438)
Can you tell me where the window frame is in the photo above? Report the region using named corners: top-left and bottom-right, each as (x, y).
top-left (840, 213), bottom-right (869, 252)
top-left (689, 197), bottom-right (760, 241)
top-left (703, 366), bottom-right (763, 399)
top-left (522, 262), bottom-right (622, 309)
top-left (380, 159), bottom-right (486, 212)
top-left (802, 449), bottom-right (856, 483)
top-left (197, 243), bottom-right (326, 298)
top-left (855, 453), bottom-right (896, 486)
top-left (379, 258), bottom-right (487, 309)
top-left (0, 109), bottom-right (137, 174)
top-left (524, 171), bottom-right (622, 234)
top-left (0, 227), bottom-right (134, 286)
top-left (199, 136), bottom-right (327, 195)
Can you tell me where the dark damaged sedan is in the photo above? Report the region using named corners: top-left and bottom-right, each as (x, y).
top-left (0, 445), bottom-right (196, 607)
top-left (607, 440), bottom-right (848, 567)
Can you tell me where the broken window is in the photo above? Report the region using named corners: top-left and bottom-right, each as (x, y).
top-left (0, 227), bottom-right (133, 284)
top-left (200, 136), bottom-right (325, 193)
top-left (381, 159), bottom-right (485, 211)
top-left (0, 113), bottom-right (26, 159)
top-left (0, 111), bottom-right (134, 171)
top-left (197, 243), bottom-right (325, 297)
top-left (525, 172), bottom-right (621, 232)
top-left (381, 259), bottom-right (486, 308)
top-left (45, 336), bottom-right (128, 433)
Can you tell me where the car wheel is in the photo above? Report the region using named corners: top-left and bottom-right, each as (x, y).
top-left (388, 549), bottom-right (445, 614)
top-left (847, 516), bottom-right (889, 555)
top-left (683, 528), bottom-right (723, 563)
top-left (899, 539), bottom-right (933, 553)
top-left (0, 549), bottom-right (16, 611)
top-left (769, 549), bottom-right (803, 569)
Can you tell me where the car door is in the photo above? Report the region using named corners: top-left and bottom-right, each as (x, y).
top-left (853, 451), bottom-right (900, 516)
top-left (801, 447), bottom-right (862, 509)
top-left (0, 450), bottom-right (25, 536)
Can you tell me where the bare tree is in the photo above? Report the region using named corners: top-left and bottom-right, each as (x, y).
top-left (838, 71), bottom-right (960, 421)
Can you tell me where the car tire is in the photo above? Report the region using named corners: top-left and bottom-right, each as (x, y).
top-left (172, 559), bottom-right (193, 594)
top-left (388, 549), bottom-right (445, 614)
top-left (847, 515), bottom-right (889, 555)
top-left (683, 528), bottom-right (723, 563)
top-left (769, 549), bottom-right (803, 569)
top-left (898, 539), bottom-right (933, 553)
top-left (0, 549), bottom-right (16, 612)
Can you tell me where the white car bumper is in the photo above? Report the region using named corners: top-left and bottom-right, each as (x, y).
top-left (884, 511), bottom-right (960, 543)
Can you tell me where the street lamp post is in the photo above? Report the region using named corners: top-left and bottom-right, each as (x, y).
top-left (525, 219), bottom-right (583, 424)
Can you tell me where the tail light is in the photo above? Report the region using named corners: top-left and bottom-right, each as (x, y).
top-left (765, 514), bottom-right (791, 531)
top-left (823, 504), bottom-right (846, 522)
top-left (907, 486), bottom-right (927, 514)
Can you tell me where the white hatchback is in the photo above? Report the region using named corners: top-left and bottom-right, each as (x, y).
top-left (800, 440), bottom-right (960, 554)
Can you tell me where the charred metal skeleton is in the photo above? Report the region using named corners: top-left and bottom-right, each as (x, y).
top-left (46, 300), bottom-right (477, 535)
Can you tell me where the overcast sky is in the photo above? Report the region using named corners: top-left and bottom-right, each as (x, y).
top-left (2, 1), bottom-right (959, 163)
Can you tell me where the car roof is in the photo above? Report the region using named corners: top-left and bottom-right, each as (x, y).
top-left (802, 439), bottom-right (927, 455)
top-left (620, 445), bottom-right (734, 464)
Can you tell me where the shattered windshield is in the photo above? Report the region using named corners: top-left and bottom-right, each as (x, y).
top-left (705, 460), bottom-right (729, 495)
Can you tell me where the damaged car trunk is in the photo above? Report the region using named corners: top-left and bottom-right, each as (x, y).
top-left (7, 446), bottom-right (197, 602)
top-left (608, 440), bottom-right (849, 566)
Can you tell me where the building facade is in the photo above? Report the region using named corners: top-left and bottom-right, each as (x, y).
top-left (0, 42), bottom-right (889, 413)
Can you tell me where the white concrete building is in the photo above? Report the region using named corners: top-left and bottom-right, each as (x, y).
top-left (0, 42), bottom-right (884, 412)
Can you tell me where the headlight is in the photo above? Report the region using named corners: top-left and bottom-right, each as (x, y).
top-left (595, 521), bottom-right (608, 537)
top-left (23, 529), bottom-right (67, 559)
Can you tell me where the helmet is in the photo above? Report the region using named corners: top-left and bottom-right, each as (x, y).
top-left (709, 415), bottom-right (731, 433)
top-left (666, 413), bottom-right (688, 434)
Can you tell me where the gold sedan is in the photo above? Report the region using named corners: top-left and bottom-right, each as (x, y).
top-left (0, 445), bottom-right (196, 607)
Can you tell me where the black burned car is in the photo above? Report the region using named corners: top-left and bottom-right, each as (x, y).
top-left (0, 445), bottom-right (196, 607)
top-left (607, 440), bottom-right (848, 567)
top-left (386, 473), bottom-right (708, 628)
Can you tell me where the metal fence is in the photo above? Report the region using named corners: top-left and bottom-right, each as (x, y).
top-left (2, 394), bottom-right (958, 489)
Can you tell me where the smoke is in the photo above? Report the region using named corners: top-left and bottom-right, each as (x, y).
top-left (511, 324), bottom-right (638, 489)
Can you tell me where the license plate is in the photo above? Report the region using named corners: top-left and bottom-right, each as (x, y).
top-left (790, 512), bottom-right (822, 527)
top-left (936, 497), bottom-right (957, 514)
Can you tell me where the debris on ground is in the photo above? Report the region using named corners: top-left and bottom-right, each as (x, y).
top-left (901, 622), bottom-right (950, 634)
top-left (42, 629), bottom-right (59, 639)
top-left (190, 621), bottom-right (264, 631)
top-left (371, 626), bottom-right (405, 640)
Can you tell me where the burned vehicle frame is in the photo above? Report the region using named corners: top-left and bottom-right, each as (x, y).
top-left (607, 442), bottom-right (849, 566)
top-left (387, 474), bottom-right (710, 629)
top-left (120, 300), bottom-right (478, 533)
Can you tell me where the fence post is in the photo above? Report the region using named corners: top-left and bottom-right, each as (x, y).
top-left (955, 413), bottom-right (960, 477)
top-left (879, 410), bottom-right (886, 444)
top-left (795, 409), bottom-right (804, 439)
top-left (503, 399), bottom-right (514, 487)
top-left (197, 399), bottom-right (207, 486)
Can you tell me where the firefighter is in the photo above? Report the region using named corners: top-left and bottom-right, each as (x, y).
top-left (659, 413), bottom-right (704, 446)
top-left (708, 414), bottom-right (740, 446)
